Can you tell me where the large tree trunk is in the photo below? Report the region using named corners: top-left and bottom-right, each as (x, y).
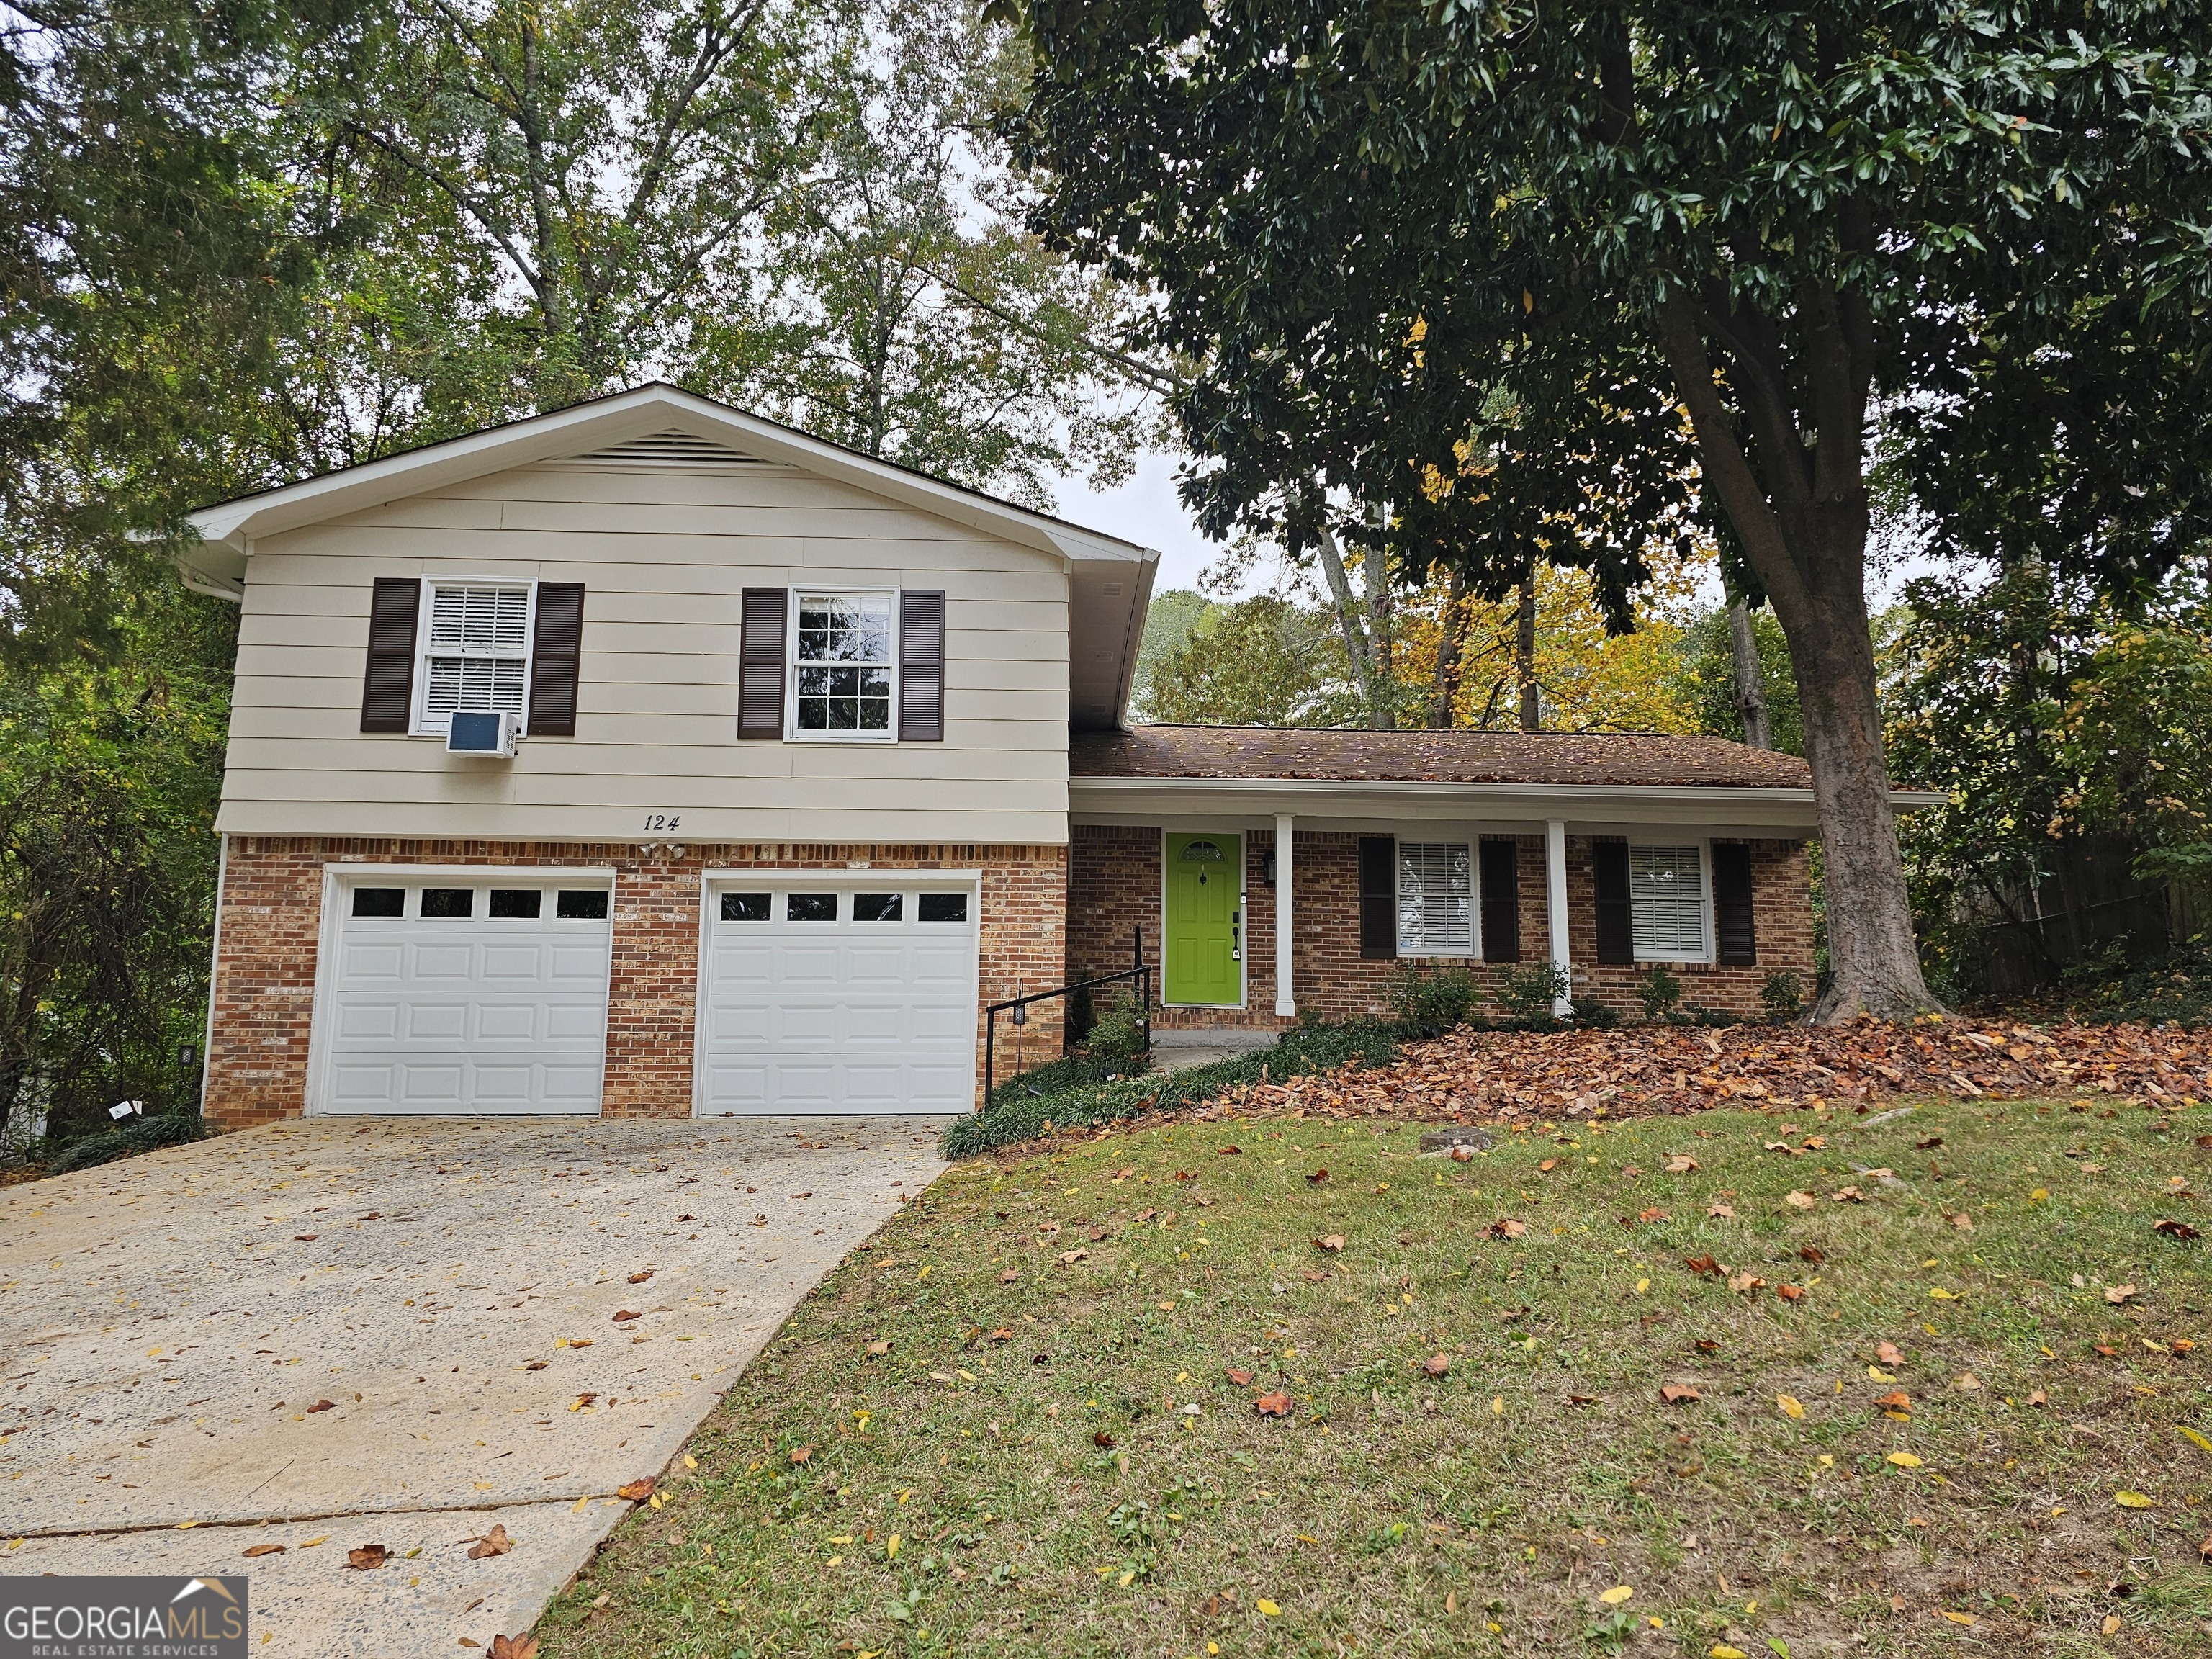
top-left (1430, 567), bottom-right (1467, 727)
top-left (1657, 291), bottom-right (1938, 1022)
top-left (1727, 595), bottom-right (1774, 749)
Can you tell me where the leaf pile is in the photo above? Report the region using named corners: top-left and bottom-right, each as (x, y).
top-left (1182, 1017), bottom-right (2211, 1125)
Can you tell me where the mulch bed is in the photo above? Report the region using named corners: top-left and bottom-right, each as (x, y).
top-left (1184, 1017), bottom-right (2212, 1125)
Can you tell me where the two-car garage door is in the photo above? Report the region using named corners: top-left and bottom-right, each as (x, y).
top-left (315, 872), bottom-right (978, 1116)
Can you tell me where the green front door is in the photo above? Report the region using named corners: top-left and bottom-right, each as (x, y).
top-left (1164, 832), bottom-right (1242, 1005)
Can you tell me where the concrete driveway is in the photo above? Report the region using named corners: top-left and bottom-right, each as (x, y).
top-left (0, 1115), bottom-right (947, 1654)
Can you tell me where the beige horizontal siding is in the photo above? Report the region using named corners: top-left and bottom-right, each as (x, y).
top-left (222, 459), bottom-right (1073, 842)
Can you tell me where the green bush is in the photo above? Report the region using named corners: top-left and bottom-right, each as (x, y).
top-left (2054, 936), bottom-right (2211, 1027)
top-left (1570, 996), bottom-right (1620, 1028)
top-left (1637, 965), bottom-right (1684, 1023)
top-left (1761, 969), bottom-right (1805, 1025)
top-left (945, 1020), bottom-right (1400, 1159)
top-left (1387, 961), bottom-right (1479, 1036)
top-left (1087, 994), bottom-right (1148, 1060)
top-left (1496, 961), bottom-right (1568, 1025)
top-left (48, 1111), bottom-right (206, 1174)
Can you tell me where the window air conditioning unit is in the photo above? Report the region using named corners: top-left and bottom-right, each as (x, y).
top-left (446, 710), bottom-right (518, 757)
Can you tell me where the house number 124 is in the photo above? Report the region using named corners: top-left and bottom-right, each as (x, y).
top-left (641, 814), bottom-right (681, 832)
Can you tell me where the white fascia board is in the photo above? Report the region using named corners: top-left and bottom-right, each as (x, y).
top-left (184, 384), bottom-right (1156, 570)
top-left (1068, 774), bottom-right (1902, 832)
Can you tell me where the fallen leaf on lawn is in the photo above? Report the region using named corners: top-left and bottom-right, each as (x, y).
top-left (1915, 1137), bottom-right (1943, 1150)
top-left (1256, 1599), bottom-right (1281, 1616)
top-left (866, 1339), bottom-right (891, 1357)
top-left (467, 1524), bottom-right (514, 1560)
top-left (1449, 1145), bottom-right (1475, 1162)
top-left (489, 1637), bottom-right (538, 1659)
top-left (1948, 1212), bottom-right (1974, 1231)
top-left (1776, 1283), bottom-right (1806, 1303)
top-left (1876, 1341), bottom-right (1906, 1366)
top-left (1938, 1610), bottom-right (1976, 1627)
top-left (987, 1328), bottom-right (1012, 1343)
top-left (998, 1269), bottom-right (1020, 1284)
top-left (1217, 1146), bottom-right (1241, 1156)
top-left (1599, 1585), bottom-right (1635, 1604)
top-left (628, 1270), bottom-right (652, 1284)
top-left (1659, 1384), bottom-right (1701, 1404)
top-left (1538, 1159), bottom-right (1559, 1172)
top-left (1637, 1207), bottom-right (1671, 1223)
top-left (1683, 1254), bottom-right (1722, 1277)
top-left (1832, 1186), bottom-right (1866, 1203)
top-left (2178, 1426), bottom-right (2212, 1455)
top-left (1314, 1234), bottom-right (1346, 1253)
top-left (1227, 1368), bottom-right (1255, 1386)
top-left (616, 1478), bottom-right (655, 1502)
top-left (1777, 1395), bottom-right (1804, 1419)
top-left (1487, 1220), bottom-right (1527, 1240)
top-left (1953, 1373), bottom-right (1982, 1391)
top-left (241, 1543), bottom-right (284, 1557)
top-left (1875, 1391), bottom-right (1912, 1411)
top-left (1799, 1244), bottom-right (1826, 1264)
top-left (2114, 1491), bottom-right (2156, 1509)
top-left (2154, 1219), bottom-right (2201, 1241)
top-left (1058, 1249), bottom-right (1089, 1265)
top-left (1711, 1645), bottom-right (1748, 1658)
top-left (1421, 1353), bottom-right (1450, 1377)
top-left (343, 1544), bottom-right (389, 1570)
top-left (1727, 1273), bottom-right (1766, 1294)
top-left (2026, 1390), bottom-right (2047, 1406)
top-left (2105, 1284), bottom-right (2139, 1305)
top-left (1785, 1191), bottom-right (1817, 1210)
top-left (1307, 1169), bottom-right (1328, 1183)
top-left (1707, 1203), bottom-right (1735, 1219)
top-left (305, 1400), bottom-right (336, 1413)
top-left (1886, 1452), bottom-right (1923, 1468)
top-left (1665, 1155), bottom-right (1699, 1174)
top-left (1300, 1269), bottom-right (1329, 1282)
top-left (1255, 1391), bottom-right (1293, 1417)
top-left (790, 1446), bottom-right (811, 1464)
top-left (1093, 1431), bottom-right (1116, 1448)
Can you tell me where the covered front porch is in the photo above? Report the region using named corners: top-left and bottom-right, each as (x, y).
top-left (1064, 727), bottom-right (1864, 1029)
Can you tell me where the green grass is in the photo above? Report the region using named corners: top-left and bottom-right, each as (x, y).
top-left (540, 1095), bottom-right (2212, 1658)
top-left (947, 1022), bottom-right (1401, 1159)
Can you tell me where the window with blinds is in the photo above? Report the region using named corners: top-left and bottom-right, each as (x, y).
top-left (1396, 842), bottom-right (1473, 955)
top-left (1629, 844), bottom-right (1708, 961)
top-left (422, 585), bottom-right (533, 725)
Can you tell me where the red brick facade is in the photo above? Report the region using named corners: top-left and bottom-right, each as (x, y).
top-left (1066, 825), bottom-right (1814, 1029)
top-left (204, 837), bottom-right (1064, 1130)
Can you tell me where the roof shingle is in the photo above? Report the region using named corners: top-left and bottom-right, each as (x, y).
top-left (1070, 725), bottom-right (1814, 790)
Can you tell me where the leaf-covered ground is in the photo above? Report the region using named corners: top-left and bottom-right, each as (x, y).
top-left (539, 1094), bottom-right (2211, 1658)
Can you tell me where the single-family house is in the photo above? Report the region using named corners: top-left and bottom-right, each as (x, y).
top-left (179, 384), bottom-right (1906, 1127)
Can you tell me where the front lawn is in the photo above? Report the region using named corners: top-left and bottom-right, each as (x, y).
top-left (539, 1096), bottom-right (2212, 1658)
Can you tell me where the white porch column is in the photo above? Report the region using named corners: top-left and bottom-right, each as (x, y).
top-left (1273, 813), bottom-right (1296, 1017)
top-left (1545, 818), bottom-right (1572, 1017)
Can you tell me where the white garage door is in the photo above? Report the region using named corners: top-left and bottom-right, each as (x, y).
top-left (318, 876), bottom-right (613, 1115)
top-left (699, 881), bottom-right (979, 1115)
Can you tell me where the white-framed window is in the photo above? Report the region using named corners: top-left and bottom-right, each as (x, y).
top-left (415, 580), bottom-right (535, 736)
top-left (1397, 841), bottom-right (1474, 956)
top-left (791, 592), bottom-right (895, 738)
top-left (1630, 843), bottom-right (1711, 961)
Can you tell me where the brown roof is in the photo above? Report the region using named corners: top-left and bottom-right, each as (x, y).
top-left (1070, 725), bottom-right (1814, 790)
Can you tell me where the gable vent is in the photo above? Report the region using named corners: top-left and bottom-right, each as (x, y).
top-left (570, 430), bottom-right (762, 467)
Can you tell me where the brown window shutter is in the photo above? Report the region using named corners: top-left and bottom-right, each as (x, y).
top-left (1593, 837), bottom-right (1634, 965)
top-left (1479, 838), bottom-right (1521, 963)
top-left (1358, 836), bottom-right (1397, 960)
top-left (1714, 842), bottom-right (1758, 964)
top-left (899, 589), bottom-right (945, 742)
top-left (738, 588), bottom-right (787, 739)
top-left (526, 582), bottom-right (585, 737)
top-left (360, 577), bottom-right (420, 732)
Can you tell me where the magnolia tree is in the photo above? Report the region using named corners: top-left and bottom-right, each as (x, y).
top-left (997, 0), bottom-right (2212, 1020)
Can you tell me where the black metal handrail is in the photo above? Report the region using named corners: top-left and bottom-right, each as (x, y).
top-left (983, 928), bottom-right (1152, 1106)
